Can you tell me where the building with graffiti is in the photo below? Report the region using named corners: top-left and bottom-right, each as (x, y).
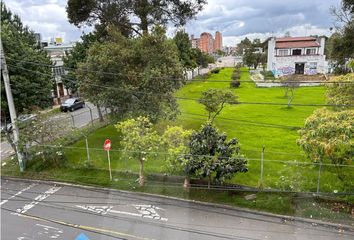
top-left (266, 37), bottom-right (328, 77)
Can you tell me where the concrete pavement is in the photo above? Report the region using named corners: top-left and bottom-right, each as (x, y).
top-left (1, 178), bottom-right (353, 240)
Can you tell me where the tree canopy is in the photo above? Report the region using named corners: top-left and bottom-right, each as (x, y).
top-left (76, 27), bottom-right (184, 121)
top-left (199, 89), bottom-right (237, 122)
top-left (63, 33), bottom-right (98, 94)
top-left (184, 122), bottom-right (247, 187)
top-left (67, 0), bottom-right (206, 36)
top-left (1, 2), bottom-right (53, 117)
top-left (115, 116), bottom-right (160, 186)
top-left (326, 73), bottom-right (354, 109)
top-left (173, 30), bottom-right (197, 71)
top-left (297, 108), bottom-right (353, 179)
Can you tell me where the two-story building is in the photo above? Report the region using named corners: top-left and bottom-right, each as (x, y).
top-left (267, 37), bottom-right (328, 77)
top-left (43, 39), bottom-right (75, 103)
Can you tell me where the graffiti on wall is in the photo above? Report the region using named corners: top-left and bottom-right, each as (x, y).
top-left (305, 69), bottom-right (317, 75)
top-left (272, 66), bottom-right (295, 76)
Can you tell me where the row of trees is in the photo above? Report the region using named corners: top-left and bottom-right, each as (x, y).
top-left (116, 117), bottom-right (248, 188)
top-left (63, 1), bottom-right (215, 121)
top-left (237, 38), bottom-right (267, 70)
top-left (116, 87), bottom-right (244, 187)
top-left (1, 3), bottom-right (53, 118)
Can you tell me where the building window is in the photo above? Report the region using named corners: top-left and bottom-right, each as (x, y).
top-left (278, 49), bottom-right (288, 56)
top-left (292, 49), bottom-right (302, 55)
top-left (308, 62), bottom-right (317, 69)
top-left (53, 66), bottom-right (65, 76)
top-left (306, 48), bottom-right (316, 55)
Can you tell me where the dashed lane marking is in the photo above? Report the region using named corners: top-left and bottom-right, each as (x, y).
top-left (15, 186), bottom-right (61, 214)
top-left (0, 183), bottom-right (37, 206)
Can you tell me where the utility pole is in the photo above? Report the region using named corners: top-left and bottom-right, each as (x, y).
top-left (1, 39), bottom-right (25, 172)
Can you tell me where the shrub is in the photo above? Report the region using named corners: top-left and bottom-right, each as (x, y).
top-left (211, 68), bottom-right (221, 74)
top-left (261, 70), bottom-right (275, 80)
top-left (230, 80), bottom-right (241, 88)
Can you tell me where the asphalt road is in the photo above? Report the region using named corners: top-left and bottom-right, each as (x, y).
top-left (1, 179), bottom-right (353, 240)
top-left (0, 103), bottom-right (106, 161)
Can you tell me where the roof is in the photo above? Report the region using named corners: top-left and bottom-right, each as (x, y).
top-left (275, 37), bottom-right (320, 49)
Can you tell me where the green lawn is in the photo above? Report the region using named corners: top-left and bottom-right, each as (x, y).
top-left (2, 67), bottom-right (353, 222)
top-left (59, 68), bottom-right (353, 193)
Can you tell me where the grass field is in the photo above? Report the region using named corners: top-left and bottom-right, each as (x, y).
top-left (2, 67), bottom-right (353, 221)
top-left (56, 67), bottom-right (353, 193)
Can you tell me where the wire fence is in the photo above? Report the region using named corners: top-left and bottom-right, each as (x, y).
top-left (22, 143), bottom-right (354, 196)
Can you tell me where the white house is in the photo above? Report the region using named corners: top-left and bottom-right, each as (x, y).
top-left (267, 37), bottom-right (328, 77)
top-left (44, 40), bottom-right (75, 103)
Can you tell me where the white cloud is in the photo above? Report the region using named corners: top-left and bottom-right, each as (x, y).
top-left (3, 0), bottom-right (341, 44)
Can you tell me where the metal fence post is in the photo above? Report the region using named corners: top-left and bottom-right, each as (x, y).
top-left (70, 114), bottom-right (75, 128)
top-left (260, 145), bottom-right (265, 188)
top-left (89, 106), bottom-right (94, 127)
top-left (85, 137), bottom-right (90, 163)
top-left (316, 162), bottom-right (323, 194)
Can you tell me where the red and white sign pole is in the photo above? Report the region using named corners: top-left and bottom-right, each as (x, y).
top-left (104, 139), bottom-right (112, 181)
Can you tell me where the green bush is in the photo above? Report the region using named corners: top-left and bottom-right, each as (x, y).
top-left (261, 70), bottom-right (275, 80)
top-left (230, 80), bottom-right (241, 88)
top-left (232, 68), bottom-right (241, 80)
top-left (211, 68), bottom-right (221, 74)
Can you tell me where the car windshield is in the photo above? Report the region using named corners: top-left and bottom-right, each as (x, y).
top-left (64, 99), bottom-right (76, 104)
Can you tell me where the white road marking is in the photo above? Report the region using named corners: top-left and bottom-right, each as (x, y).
top-left (76, 204), bottom-right (168, 222)
top-left (0, 183), bottom-right (37, 206)
top-left (134, 204), bottom-right (168, 221)
top-left (17, 224), bottom-right (63, 240)
top-left (15, 186), bottom-right (61, 214)
top-left (76, 205), bottom-right (113, 215)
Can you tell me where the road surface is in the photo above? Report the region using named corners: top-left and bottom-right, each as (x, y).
top-left (1, 178), bottom-right (353, 240)
top-left (0, 104), bottom-right (106, 161)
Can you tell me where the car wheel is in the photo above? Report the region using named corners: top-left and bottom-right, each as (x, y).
top-left (69, 107), bottom-right (74, 112)
top-left (82, 103), bottom-right (85, 108)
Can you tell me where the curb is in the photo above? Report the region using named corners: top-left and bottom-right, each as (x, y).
top-left (2, 176), bottom-right (354, 233)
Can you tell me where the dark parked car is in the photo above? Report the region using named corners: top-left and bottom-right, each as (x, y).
top-left (60, 98), bottom-right (85, 112)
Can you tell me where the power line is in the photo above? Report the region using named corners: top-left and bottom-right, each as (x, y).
top-left (6, 57), bottom-right (354, 84)
top-left (8, 63), bottom-right (354, 108)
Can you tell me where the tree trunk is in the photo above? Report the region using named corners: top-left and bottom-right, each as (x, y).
top-left (96, 103), bottom-right (104, 122)
top-left (183, 176), bottom-right (190, 189)
top-left (208, 175), bottom-right (211, 189)
top-left (139, 159), bottom-right (145, 187)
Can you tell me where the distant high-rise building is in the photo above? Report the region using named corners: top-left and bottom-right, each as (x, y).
top-left (214, 31), bottom-right (222, 51)
top-left (199, 32), bottom-right (214, 54)
top-left (190, 31), bottom-right (222, 54)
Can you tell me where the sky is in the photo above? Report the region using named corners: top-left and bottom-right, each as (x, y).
top-left (4, 0), bottom-right (342, 46)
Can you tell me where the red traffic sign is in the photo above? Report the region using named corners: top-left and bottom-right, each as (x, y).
top-left (103, 139), bottom-right (111, 151)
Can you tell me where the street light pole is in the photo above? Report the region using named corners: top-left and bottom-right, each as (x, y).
top-left (1, 39), bottom-right (25, 171)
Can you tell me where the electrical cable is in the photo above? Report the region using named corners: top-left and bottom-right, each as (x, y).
top-left (7, 63), bottom-right (354, 108)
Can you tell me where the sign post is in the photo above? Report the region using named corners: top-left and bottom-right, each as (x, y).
top-left (103, 139), bottom-right (112, 181)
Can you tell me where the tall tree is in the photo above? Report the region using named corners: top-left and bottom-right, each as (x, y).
top-left (236, 37), bottom-right (252, 55)
top-left (115, 116), bottom-right (160, 186)
top-left (76, 27), bottom-right (184, 121)
top-left (1, 3), bottom-right (52, 118)
top-left (62, 32), bottom-right (98, 94)
top-left (173, 30), bottom-right (197, 73)
top-left (66, 0), bottom-right (206, 36)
